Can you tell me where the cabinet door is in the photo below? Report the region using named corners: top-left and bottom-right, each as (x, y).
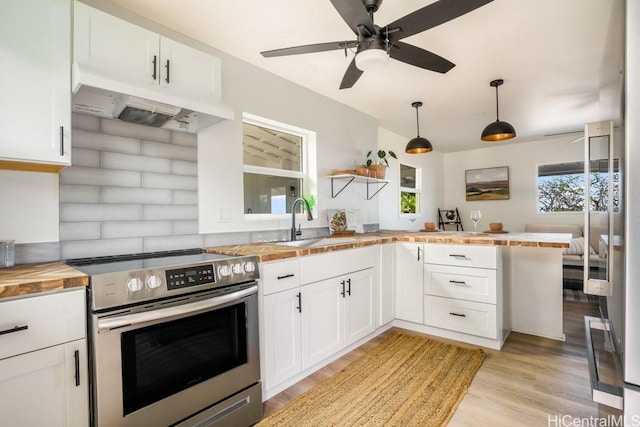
top-left (395, 243), bottom-right (424, 323)
top-left (159, 37), bottom-right (221, 103)
top-left (0, 339), bottom-right (88, 427)
top-left (74, 2), bottom-right (159, 89)
top-left (344, 269), bottom-right (375, 345)
top-left (262, 288), bottom-right (302, 390)
top-left (0, 0), bottom-right (70, 167)
top-left (379, 244), bottom-right (395, 325)
top-left (301, 279), bottom-right (343, 369)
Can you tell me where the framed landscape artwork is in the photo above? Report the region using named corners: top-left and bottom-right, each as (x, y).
top-left (465, 166), bottom-right (510, 201)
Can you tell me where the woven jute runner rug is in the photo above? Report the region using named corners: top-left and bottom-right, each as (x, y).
top-left (257, 331), bottom-right (486, 426)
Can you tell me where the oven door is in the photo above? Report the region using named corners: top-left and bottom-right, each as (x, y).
top-left (89, 284), bottom-right (260, 427)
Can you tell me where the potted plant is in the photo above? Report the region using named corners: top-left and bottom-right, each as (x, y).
top-left (366, 150), bottom-right (397, 179)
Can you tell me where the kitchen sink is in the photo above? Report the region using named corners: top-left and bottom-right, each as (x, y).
top-left (273, 237), bottom-right (357, 248)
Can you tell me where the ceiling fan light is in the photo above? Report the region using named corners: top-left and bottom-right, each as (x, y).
top-left (481, 120), bottom-right (516, 142)
top-left (405, 137), bottom-right (433, 154)
top-left (355, 47), bottom-right (388, 71)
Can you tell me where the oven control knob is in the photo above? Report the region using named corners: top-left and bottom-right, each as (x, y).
top-left (218, 265), bottom-right (232, 277)
top-left (145, 274), bottom-right (162, 289)
top-left (126, 277), bottom-right (143, 292)
top-left (232, 263), bottom-right (243, 275)
top-left (243, 262), bottom-right (256, 273)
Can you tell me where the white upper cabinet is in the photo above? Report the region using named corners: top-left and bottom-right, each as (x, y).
top-left (0, 0), bottom-right (71, 171)
top-left (74, 3), bottom-right (221, 104)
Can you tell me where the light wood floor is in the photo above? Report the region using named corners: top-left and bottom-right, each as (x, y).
top-left (263, 299), bottom-right (622, 425)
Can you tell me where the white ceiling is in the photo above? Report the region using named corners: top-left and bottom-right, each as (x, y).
top-left (108, 0), bottom-right (625, 153)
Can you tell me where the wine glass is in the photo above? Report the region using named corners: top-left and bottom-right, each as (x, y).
top-left (470, 209), bottom-right (481, 234)
top-left (408, 213), bottom-right (417, 231)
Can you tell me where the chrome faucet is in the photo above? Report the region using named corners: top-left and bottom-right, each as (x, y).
top-left (290, 197), bottom-right (313, 241)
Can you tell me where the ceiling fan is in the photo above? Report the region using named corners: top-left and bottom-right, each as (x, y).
top-left (260, 0), bottom-right (493, 89)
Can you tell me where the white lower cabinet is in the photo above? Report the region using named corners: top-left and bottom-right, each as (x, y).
top-left (0, 290), bottom-right (88, 426)
top-left (261, 247), bottom-right (376, 395)
top-left (395, 242), bottom-right (424, 323)
top-left (378, 243), bottom-right (395, 325)
top-left (422, 243), bottom-right (507, 348)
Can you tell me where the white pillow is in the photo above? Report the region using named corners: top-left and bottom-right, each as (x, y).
top-left (563, 237), bottom-right (596, 256)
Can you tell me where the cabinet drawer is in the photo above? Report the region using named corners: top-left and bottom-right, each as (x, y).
top-left (425, 243), bottom-right (497, 269)
top-left (424, 295), bottom-right (497, 339)
top-left (260, 259), bottom-right (300, 295)
top-left (424, 264), bottom-right (496, 304)
top-left (300, 246), bottom-right (376, 285)
top-left (0, 290), bottom-right (85, 360)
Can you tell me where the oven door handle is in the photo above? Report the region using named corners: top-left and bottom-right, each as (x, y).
top-left (97, 285), bottom-right (258, 330)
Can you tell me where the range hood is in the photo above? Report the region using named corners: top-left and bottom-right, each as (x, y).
top-left (71, 63), bottom-right (234, 133)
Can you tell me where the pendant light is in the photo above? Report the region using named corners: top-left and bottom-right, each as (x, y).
top-left (481, 79), bottom-right (516, 142)
top-left (405, 102), bottom-right (433, 154)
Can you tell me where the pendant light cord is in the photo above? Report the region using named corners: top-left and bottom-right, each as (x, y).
top-left (415, 105), bottom-right (421, 137)
top-left (495, 85), bottom-right (500, 121)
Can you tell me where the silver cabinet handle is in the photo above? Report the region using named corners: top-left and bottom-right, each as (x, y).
top-left (165, 59), bottom-right (170, 83)
top-left (277, 273), bottom-right (294, 280)
top-left (296, 292), bottom-right (302, 313)
top-left (449, 280), bottom-right (468, 286)
top-left (449, 254), bottom-right (468, 259)
top-left (0, 325), bottom-right (28, 336)
top-left (59, 126), bottom-right (64, 156)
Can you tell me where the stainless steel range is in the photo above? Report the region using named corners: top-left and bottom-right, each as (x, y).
top-left (68, 249), bottom-right (262, 427)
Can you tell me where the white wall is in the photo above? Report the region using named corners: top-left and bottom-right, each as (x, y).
top-left (198, 53), bottom-right (378, 234)
top-left (442, 136), bottom-right (586, 232)
top-left (377, 127), bottom-right (444, 230)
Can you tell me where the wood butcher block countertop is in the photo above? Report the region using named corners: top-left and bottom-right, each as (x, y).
top-left (206, 230), bottom-right (572, 262)
top-left (0, 231), bottom-right (570, 300)
top-left (0, 262), bottom-right (88, 300)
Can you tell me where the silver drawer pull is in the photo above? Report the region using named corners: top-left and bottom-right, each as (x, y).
top-left (277, 273), bottom-right (295, 280)
top-left (449, 254), bottom-right (468, 259)
top-left (0, 325), bottom-right (29, 336)
top-left (449, 280), bottom-right (468, 286)
top-left (449, 312), bottom-right (466, 318)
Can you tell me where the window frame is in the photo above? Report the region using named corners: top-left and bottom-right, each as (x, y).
top-left (398, 164), bottom-right (421, 216)
top-left (242, 113), bottom-right (317, 220)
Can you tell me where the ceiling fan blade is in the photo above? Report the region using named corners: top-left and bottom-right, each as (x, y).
top-left (339, 58), bottom-right (363, 89)
top-left (261, 40), bottom-right (357, 58)
top-left (330, 0), bottom-right (375, 36)
top-left (386, 0), bottom-right (493, 42)
top-left (389, 42), bottom-right (455, 73)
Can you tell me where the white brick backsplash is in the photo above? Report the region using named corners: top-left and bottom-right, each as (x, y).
top-left (61, 204), bottom-right (142, 222)
top-left (60, 167), bottom-right (141, 187)
top-left (143, 173), bottom-right (197, 190)
top-left (62, 238), bottom-right (144, 260)
top-left (171, 131), bottom-right (197, 147)
top-left (143, 205), bottom-right (198, 220)
top-left (72, 129), bottom-right (141, 154)
top-left (173, 190), bottom-right (198, 205)
top-left (173, 220), bottom-right (199, 235)
top-left (102, 152), bottom-right (171, 173)
top-left (15, 242), bottom-right (61, 264)
top-left (102, 187), bottom-right (172, 205)
top-left (101, 117), bottom-right (171, 143)
top-left (56, 118), bottom-right (207, 259)
top-left (103, 221), bottom-right (172, 238)
top-left (171, 160), bottom-right (198, 176)
top-left (144, 235), bottom-right (204, 253)
top-left (72, 113), bottom-right (100, 132)
top-left (60, 222), bottom-right (101, 241)
top-left (142, 141), bottom-right (197, 161)
top-left (59, 185), bottom-right (100, 203)
top-left (71, 148), bottom-right (101, 168)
